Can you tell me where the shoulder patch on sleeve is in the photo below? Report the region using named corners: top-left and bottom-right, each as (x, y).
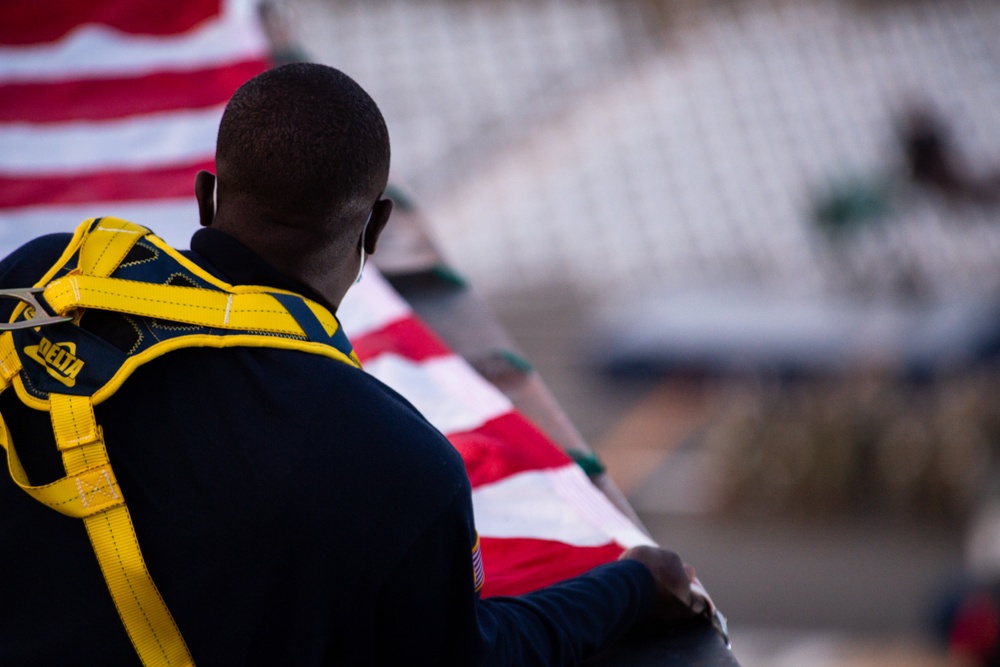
top-left (472, 533), bottom-right (485, 594)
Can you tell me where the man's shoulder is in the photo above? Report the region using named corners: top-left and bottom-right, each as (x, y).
top-left (3, 233), bottom-right (73, 259)
top-left (0, 233), bottom-right (72, 284)
top-left (290, 354), bottom-right (457, 458)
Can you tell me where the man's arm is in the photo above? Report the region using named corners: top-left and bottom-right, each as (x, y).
top-left (374, 485), bottom-right (701, 666)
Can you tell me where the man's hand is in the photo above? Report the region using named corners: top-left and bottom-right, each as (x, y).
top-left (619, 546), bottom-right (708, 623)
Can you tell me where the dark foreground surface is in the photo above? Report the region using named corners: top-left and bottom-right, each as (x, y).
top-left (586, 621), bottom-right (739, 667)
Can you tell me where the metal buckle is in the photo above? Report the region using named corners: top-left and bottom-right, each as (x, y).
top-left (0, 288), bottom-right (73, 331)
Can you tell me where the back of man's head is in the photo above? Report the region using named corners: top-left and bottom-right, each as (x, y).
top-left (215, 63), bottom-right (390, 235)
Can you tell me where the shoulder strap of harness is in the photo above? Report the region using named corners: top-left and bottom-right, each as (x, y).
top-left (0, 218), bottom-right (361, 667)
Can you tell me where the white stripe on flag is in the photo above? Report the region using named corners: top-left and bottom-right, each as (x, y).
top-left (0, 1), bottom-right (268, 83)
top-left (472, 465), bottom-right (655, 548)
top-left (0, 199), bottom-right (199, 256)
top-left (363, 354), bottom-right (512, 435)
top-left (0, 106), bottom-right (222, 173)
top-left (548, 464), bottom-right (655, 548)
top-left (339, 268), bottom-right (412, 339)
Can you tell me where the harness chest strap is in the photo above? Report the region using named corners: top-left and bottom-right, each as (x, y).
top-left (0, 338), bottom-right (193, 666)
top-left (51, 393), bottom-right (194, 667)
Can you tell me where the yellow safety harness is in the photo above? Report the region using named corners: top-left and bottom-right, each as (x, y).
top-left (0, 217), bottom-right (361, 666)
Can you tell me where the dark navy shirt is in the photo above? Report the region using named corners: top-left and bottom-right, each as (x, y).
top-left (0, 227), bottom-right (654, 666)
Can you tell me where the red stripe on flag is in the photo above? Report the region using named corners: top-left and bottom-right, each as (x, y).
top-left (352, 316), bottom-right (452, 363)
top-left (0, 0), bottom-right (221, 45)
top-left (450, 412), bottom-right (571, 487)
top-left (479, 537), bottom-right (624, 597)
top-left (0, 59), bottom-right (269, 124)
top-left (0, 159), bottom-right (214, 209)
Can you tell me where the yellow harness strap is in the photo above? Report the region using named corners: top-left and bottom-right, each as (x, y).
top-left (0, 268), bottom-right (195, 666)
top-left (77, 219), bottom-right (149, 277)
top-left (42, 273), bottom-right (339, 337)
top-left (0, 218), bottom-right (360, 666)
top-left (0, 357), bottom-right (192, 666)
top-left (53, 394), bottom-right (194, 666)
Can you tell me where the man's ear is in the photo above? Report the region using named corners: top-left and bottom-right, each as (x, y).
top-left (194, 170), bottom-right (217, 227)
top-left (362, 197), bottom-right (394, 255)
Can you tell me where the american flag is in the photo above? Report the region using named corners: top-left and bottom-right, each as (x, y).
top-left (340, 269), bottom-right (653, 596)
top-left (0, 0), bottom-right (268, 249)
top-left (0, 0), bottom-right (652, 599)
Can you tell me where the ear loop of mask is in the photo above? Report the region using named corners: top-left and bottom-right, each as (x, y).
top-left (355, 211), bottom-right (372, 285)
top-left (212, 178), bottom-right (218, 222)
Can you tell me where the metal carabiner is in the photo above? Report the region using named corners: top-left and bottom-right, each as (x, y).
top-left (0, 287), bottom-right (73, 331)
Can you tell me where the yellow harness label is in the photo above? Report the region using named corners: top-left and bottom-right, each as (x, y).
top-left (24, 337), bottom-right (85, 387)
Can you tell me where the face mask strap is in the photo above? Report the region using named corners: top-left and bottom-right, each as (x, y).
top-left (212, 178), bottom-right (218, 221)
top-left (354, 211), bottom-right (372, 285)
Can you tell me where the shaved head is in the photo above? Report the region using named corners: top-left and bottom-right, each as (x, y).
top-left (201, 63), bottom-right (393, 308)
top-left (216, 63), bottom-right (390, 232)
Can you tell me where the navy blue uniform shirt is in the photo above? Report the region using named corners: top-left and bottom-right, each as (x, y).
top-left (0, 227), bottom-right (654, 665)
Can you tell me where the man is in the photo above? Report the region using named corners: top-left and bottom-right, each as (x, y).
top-left (0, 63), bottom-right (705, 665)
